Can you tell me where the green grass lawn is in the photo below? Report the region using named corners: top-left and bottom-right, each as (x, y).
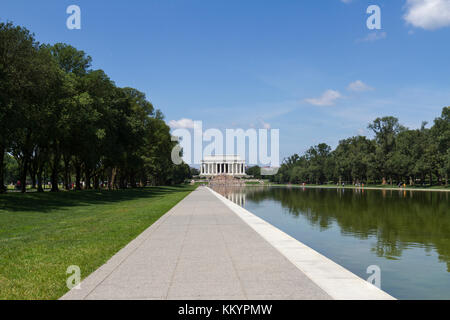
top-left (0, 185), bottom-right (196, 300)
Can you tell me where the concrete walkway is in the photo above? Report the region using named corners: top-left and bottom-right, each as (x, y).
top-left (61, 187), bottom-right (332, 300)
top-left (62, 186), bottom-right (393, 300)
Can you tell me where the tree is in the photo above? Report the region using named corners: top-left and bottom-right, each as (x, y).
top-left (431, 107), bottom-right (450, 185)
top-left (271, 111), bottom-right (448, 188)
top-left (190, 167), bottom-right (200, 177)
top-left (304, 143), bottom-right (332, 184)
top-left (43, 43), bottom-right (93, 191)
top-left (334, 136), bottom-right (375, 184)
top-left (0, 22), bottom-right (217, 193)
top-left (0, 22), bottom-right (38, 192)
top-left (246, 166), bottom-right (261, 178)
top-left (368, 117), bottom-right (406, 185)
top-left (48, 43), bottom-right (92, 76)
top-left (391, 128), bottom-right (423, 185)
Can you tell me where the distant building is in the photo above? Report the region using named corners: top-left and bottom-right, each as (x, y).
top-left (200, 155), bottom-right (246, 177)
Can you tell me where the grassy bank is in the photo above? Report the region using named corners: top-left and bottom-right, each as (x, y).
top-left (0, 185), bottom-right (196, 300)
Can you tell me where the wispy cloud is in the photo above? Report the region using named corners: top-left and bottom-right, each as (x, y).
top-left (305, 90), bottom-right (342, 106)
top-left (357, 31), bottom-right (387, 42)
top-left (404, 0), bottom-right (450, 30)
top-left (348, 80), bottom-right (374, 92)
top-left (168, 118), bottom-right (195, 129)
top-left (249, 118), bottom-right (271, 129)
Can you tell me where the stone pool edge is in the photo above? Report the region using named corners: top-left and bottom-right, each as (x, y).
top-left (207, 187), bottom-right (396, 300)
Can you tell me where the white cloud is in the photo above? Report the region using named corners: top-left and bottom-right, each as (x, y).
top-left (249, 119), bottom-right (272, 129)
top-left (404, 0), bottom-right (450, 30)
top-left (348, 80), bottom-right (374, 92)
top-left (357, 31), bottom-right (387, 42)
top-left (168, 118), bottom-right (195, 129)
top-left (305, 90), bottom-right (342, 106)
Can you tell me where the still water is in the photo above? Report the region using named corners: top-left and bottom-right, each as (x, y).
top-left (213, 186), bottom-right (450, 300)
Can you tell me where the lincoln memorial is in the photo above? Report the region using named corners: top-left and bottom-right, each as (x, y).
top-left (200, 155), bottom-right (246, 177)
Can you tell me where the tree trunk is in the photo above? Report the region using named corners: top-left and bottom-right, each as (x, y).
top-left (51, 147), bottom-right (60, 192)
top-left (85, 169), bottom-right (91, 190)
top-left (130, 172), bottom-right (136, 188)
top-left (51, 167), bottom-right (58, 192)
top-left (28, 155), bottom-right (37, 189)
top-left (30, 170), bottom-right (36, 189)
top-left (63, 155), bottom-right (71, 190)
top-left (37, 164), bottom-right (44, 193)
top-left (94, 175), bottom-right (99, 190)
top-left (120, 175), bottom-right (126, 189)
top-left (0, 146), bottom-right (5, 194)
top-left (75, 163), bottom-right (82, 190)
top-left (20, 157), bottom-right (29, 193)
top-left (109, 167), bottom-right (118, 190)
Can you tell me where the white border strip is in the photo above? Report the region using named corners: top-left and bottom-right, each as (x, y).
top-left (207, 187), bottom-right (395, 300)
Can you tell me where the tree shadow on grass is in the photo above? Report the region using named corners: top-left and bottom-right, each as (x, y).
top-left (0, 185), bottom-right (194, 213)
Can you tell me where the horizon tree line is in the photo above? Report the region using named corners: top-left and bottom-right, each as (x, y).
top-left (269, 109), bottom-right (449, 186)
top-left (0, 21), bottom-right (191, 193)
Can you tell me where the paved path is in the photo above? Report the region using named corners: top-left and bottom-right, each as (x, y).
top-left (61, 187), bottom-right (331, 300)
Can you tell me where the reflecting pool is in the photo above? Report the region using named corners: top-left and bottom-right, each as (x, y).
top-left (213, 186), bottom-right (450, 300)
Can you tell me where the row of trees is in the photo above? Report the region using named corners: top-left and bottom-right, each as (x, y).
top-left (0, 22), bottom-right (191, 193)
top-left (270, 109), bottom-right (450, 186)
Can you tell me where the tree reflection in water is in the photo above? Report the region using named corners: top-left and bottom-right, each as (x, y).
top-left (213, 186), bottom-right (450, 271)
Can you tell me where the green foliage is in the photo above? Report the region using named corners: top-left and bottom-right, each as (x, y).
top-left (0, 21), bottom-right (191, 193)
top-left (271, 107), bottom-right (450, 186)
top-left (3, 153), bottom-right (19, 183)
top-left (246, 165), bottom-right (261, 178)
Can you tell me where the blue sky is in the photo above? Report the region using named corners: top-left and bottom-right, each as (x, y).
top-left (1, 0), bottom-right (450, 162)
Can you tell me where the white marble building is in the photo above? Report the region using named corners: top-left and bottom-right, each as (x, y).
top-left (200, 155), bottom-right (246, 176)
